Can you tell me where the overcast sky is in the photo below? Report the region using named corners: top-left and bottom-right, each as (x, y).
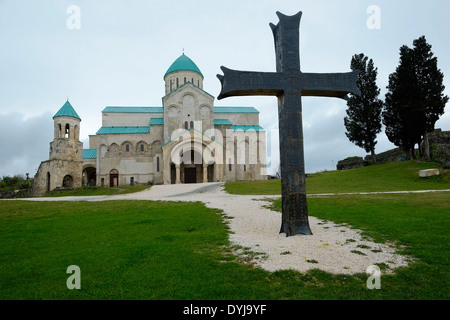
top-left (1, 0), bottom-right (449, 177)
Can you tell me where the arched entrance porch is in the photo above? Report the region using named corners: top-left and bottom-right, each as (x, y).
top-left (162, 130), bottom-right (223, 185)
top-left (169, 149), bottom-right (215, 184)
top-left (82, 166), bottom-right (97, 186)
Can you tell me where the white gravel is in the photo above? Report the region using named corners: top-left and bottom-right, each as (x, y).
top-left (15, 182), bottom-right (412, 275)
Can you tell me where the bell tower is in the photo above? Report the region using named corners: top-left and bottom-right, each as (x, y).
top-left (32, 100), bottom-right (84, 196)
top-left (50, 100), bottom-right (83, 161)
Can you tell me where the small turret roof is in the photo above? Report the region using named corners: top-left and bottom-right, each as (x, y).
top-left (53, 100), bottom-right (81, 120)
top-left (164, 54), bottom-right (203, 79)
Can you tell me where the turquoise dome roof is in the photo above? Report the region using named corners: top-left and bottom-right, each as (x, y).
top-left (164, 54), bottom-right (203, 79)
top-left (53, 100), bottom-right (81, 120)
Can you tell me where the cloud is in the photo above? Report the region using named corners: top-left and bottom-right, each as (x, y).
top-left (0, 112), bottom-right (53, 177)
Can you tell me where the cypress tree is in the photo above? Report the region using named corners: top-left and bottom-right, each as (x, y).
top-left (344, 53), bottom-right (383, 163)
top-left (383, 36), bottom-right (448, 158)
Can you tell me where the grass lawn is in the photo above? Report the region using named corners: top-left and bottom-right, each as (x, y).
top-left (224, 160), bottom-right (450, 195)
top-left (1, 193), bottom-right (449, 299)
top-left (43, 185), bottom-right (151, 197)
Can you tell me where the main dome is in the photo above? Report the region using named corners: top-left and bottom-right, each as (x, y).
top-left (164, 54), bottom-right (203, 79)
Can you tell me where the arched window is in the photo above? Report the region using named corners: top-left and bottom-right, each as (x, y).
top-left (65, 124), bottom-right (70, 138)
top-left (185, 121), bottom-right (189, 130)
top-left (184, 77), bottom-right (186, 84)
top-left (140, 144), bottom-right (144, 152)
top-left (190, 121), bottom-right (194, 128)
top-left (126, 144), bottom-right (130, 152)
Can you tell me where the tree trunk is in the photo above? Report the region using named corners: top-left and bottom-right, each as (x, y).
top-left (405, 147), bottom-right (413, 160)
top-left (370, 142), bottom-right (377, 164)
top-left (423, 132), bottom-right (430, 160)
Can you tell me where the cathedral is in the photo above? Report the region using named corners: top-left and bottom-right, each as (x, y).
top-left (33, 54), bottom-right (267, 196)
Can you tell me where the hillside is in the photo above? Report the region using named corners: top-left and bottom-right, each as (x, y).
top-left (224, 160), bottom-right (450, 195)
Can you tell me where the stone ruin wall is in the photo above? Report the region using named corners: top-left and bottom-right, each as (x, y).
top-left (337, 129), bottom-right (450, 170)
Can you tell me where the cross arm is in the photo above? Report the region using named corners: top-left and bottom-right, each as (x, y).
top-left (302, 70), bottom-right (360, 100)
top-left (217, 66), bottom-right (282, 100)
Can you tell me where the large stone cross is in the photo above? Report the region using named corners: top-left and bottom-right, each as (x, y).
top-left (217, 11), bottom-right (359, 236)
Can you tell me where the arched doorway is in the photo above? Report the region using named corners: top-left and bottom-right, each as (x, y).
top-left (47, 172), bottom-right (51, 192)
top-left (183, 166), bottom-right (197, 183)
top-left (110, 169), bottom-right (119, 187)
top-left (62, 175), bottom-right (74, 188)
top-left (180, 149), bottom-right (203, 184)
top-left (83, 167), bottom-right (97, 186)
top-left (170, 163), bottom-right (176, 184)
top-left (207, 164), bottom-right (214, 182)
top-left (165, 133), bottom-right (221, 184)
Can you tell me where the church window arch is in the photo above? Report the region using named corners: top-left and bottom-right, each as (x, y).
top-left (200, 105), bottom-right (211, 119)
top-left (151, 140), bottom-right (161, 157)
top-left (185, 121), bottom-right (189, 130)
top-left (168, 105), bottom-right (179, 116)
top-left (136, 141), bottom-right (148, 153)
top-left (65, 124), bottom-right (70, 138)
top-left (121, 141), bottom-right (133, 154)
top-left (190, 121), bottom-right (194, 128)
top-left (106, 143), bottom-right (120, 158)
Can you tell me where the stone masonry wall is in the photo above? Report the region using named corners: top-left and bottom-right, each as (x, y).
top-left (429, 129), bottom-right (450, 167)
top-left (337, 129), bottom-right (450, 170)
top-left (336, 157), bottom-right (366, 170)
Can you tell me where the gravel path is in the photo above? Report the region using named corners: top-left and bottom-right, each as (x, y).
top-left (14, 182), bottom-right (416, 275)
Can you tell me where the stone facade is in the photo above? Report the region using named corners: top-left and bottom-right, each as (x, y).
top-left (33, 112), bottom-right (83, 196)
top-left (32, 54), bottom-right (267, 195)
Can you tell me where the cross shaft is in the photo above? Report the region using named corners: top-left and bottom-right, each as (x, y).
top-left (217, 11), bottom-right (359, 236)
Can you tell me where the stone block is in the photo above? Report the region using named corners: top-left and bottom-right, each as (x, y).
top-left (419, 169), bottom-right (440, 178)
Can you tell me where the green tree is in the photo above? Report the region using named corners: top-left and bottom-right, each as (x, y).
top-left (344, 53), bottom-right (383, 163)
top-left (383, 36), bottom-right (448, 158)
top-left (0, 174), bottom-right (31, 190)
